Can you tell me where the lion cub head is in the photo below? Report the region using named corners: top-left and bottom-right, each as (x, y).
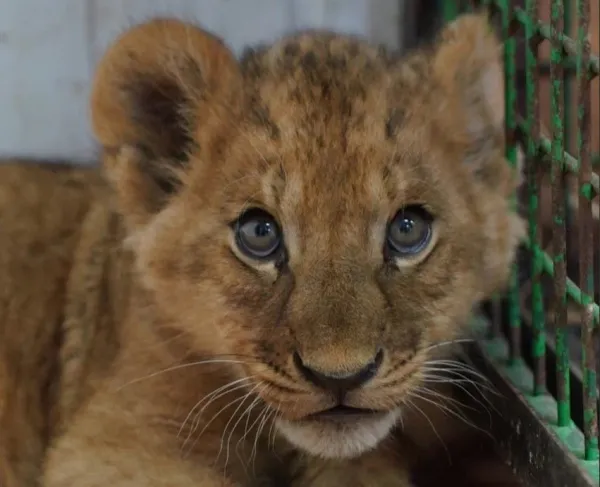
top-left (91, 13), bottom-right (524, 460)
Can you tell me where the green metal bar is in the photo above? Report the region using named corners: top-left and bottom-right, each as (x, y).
top-left (524, 242), bottom-right (600, 325)
top-left (441, 0), bottom-right (600, 477)
top-left (563, 0), bottom-right (576, 243)
top-left (575, 0), bottom-right (599, 463)
top-left (499, 0), bottom-right (522, 365)
top-left (516, 125), bottom-right (600, 194)
top-left (525, 0), bottom-right (545, 396)
top-left (550, 0), bottom-right (570, 429)
top-left (457, 0), bottom-right (600, 478)
top-left (539, 57), bottom-right (592, 72)
top-left (441, 0), bottom-right (460, 21)
top-left (513, 7), bottom-right (600, 76)
top-left (475, 317), bottom-right (600, 485)
top-left (564, 0), bottom-right (573, 155)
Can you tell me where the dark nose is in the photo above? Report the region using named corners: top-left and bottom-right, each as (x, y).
top-left (293, 350), bottom-right (383, 398)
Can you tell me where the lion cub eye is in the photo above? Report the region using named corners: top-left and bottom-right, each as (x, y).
top-left (234, 208), bottom-right (282, 260)
top-left (386, 205), bottom-right (434, 258)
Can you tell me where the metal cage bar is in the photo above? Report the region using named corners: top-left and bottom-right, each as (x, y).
top-left (525, 0), bottom-right (547, 397)
top-left (575, 0), bottom-right (599, 463)
top-left (438, 0), bottom-right (600, 485)
top-left (503, 0), bottom-right (524, 365)
top-left (549, 0), bottom-right (571, 429)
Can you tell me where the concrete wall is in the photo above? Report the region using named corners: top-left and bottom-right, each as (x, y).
top-left (0, 0), bottom-right (404, 163)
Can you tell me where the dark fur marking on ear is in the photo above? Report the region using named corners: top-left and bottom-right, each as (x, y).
top-left (121, 59), bottom-right (204, 165)
top-left (132, 145), bottom-right (185, 205)
top-left (124, 77), bottom-right (190, 161)
top-left (146, 159), bottom-right (183, 196)
top-left (117, 56), bottom-right (208, 197)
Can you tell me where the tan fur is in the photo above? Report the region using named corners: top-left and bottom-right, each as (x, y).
top-left (1, 12), bottom-right (524, 487)
top-left (0, 162), bottom-right (122, 485)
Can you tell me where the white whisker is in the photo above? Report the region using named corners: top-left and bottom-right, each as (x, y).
top-left (409, 389), bottom-right (491, 438)
top-left (186, 391), bottom-right (253, 458)
top-left (251, 407), bottom-right (273, 474)
top-left (182, 378), bottom-right (256, 455)
top-left (178, 376), bottom-right (254, 443)
top-left (234, 392), bottom-right (266, 476)
top-left (267, 404), bottom-right (281, 451)
top-left (237, 398), bottom-right (268, 457)
top-left (423, 360), bottom-right (493, 385)
top-left (415, 383), bottom-right (476, 413)
top-left (421, 338), bottom-right (476, 352)
top-left (218, 383), bottom-right (262, 471)
top-left (421, 370), bottom-right (499, 397)
top-left (115, 359), bottom-right (254, 391)
top-left (404, 397), bottom-right (450, 461)
top-left (420, 373), bottom-right (499, 418)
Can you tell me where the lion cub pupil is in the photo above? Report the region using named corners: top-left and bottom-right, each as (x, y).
top-left (386, 205), bottom-right (434, 256)
top-left (234, 208), bottom-right (283, 259)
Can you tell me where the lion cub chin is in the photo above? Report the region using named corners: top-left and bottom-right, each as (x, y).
top-left (41, 9), bottom-right (523, 487)
top-left (276, 408), bottom-right (401, 459)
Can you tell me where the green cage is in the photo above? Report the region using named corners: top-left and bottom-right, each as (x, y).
top-left (428, 1), bottom-right (600, 486)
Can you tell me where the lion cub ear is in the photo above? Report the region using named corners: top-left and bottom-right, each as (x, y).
top-left (90, 18), bottom-right (242, 228)
top-left (431, 13), bottom-right (506, 174)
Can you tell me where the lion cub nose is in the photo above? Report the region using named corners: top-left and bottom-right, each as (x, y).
top-left (293, 350), bottom-right (383, 398)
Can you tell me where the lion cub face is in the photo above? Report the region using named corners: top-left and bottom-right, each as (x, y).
top-left (92, 13), bottom-right (524, 459)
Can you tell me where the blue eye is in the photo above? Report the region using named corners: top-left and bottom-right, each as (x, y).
top-left (386, 206), bottom-right (433, 257)
top-left (235, 208), bottom-right (282, 260)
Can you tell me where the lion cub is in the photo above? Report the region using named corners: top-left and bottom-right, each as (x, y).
top-left (6, 11), bottom-right (523, 487)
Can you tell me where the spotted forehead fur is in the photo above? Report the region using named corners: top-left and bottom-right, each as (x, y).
top-left (224, 35), bottom-right (432, 237)
top-left (241, 36), bottom-right (396, 149)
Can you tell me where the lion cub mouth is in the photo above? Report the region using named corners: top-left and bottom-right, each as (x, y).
top-left (306, 405), bottom-right (383, 422)
top-left (275, 406), bottom-right (399, 459)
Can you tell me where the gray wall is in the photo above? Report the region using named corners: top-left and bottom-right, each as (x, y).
top-left (0, 0), bottom-right (405, 163)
